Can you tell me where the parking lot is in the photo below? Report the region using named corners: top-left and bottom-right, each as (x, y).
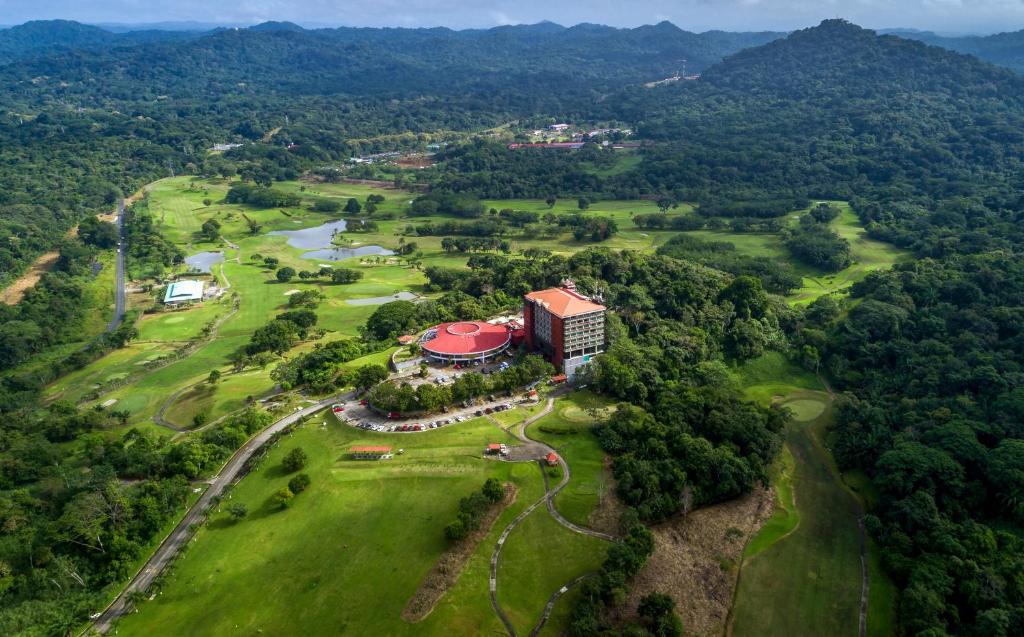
top-left (330, 394), bottom-right (530, 433)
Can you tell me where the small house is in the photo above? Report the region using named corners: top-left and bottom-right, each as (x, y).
top-left (350, 446), bottom-right (393, 460)
top-left (546, 452), bottom-right (559, 466)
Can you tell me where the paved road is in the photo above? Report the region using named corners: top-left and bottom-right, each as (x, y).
top-left (104, 199), bottom-right (127, 333)
top-left (87, 394), bottom-right (347, 635)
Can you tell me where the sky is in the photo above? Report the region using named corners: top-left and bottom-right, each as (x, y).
top-left (3, 0), bottom-right (1024, 35)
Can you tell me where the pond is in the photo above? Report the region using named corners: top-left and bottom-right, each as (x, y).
top-left (267, 219), bottom-right (347, 249)
top-left (301, 245), bottom-right (395, 261)
top-left (345, 291), bottom-right (419, 306)
top-left (184, 251), bottom-right (224, 273)
top-left (266, 219), bottom-right (393, 261)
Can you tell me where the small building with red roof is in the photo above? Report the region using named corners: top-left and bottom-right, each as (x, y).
top-left (350, 445), bottom-right (394, 460)
top-left (546, 452), bottom-right (559, 466)
top-left (420, 321), bottom-right (512, 364)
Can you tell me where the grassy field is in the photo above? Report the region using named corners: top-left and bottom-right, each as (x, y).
top-left (730, 353), bottom-right (897, 637)
top-left (527, 392), bottom-right (617, 527)
top-left (114, 412), bottom-right (603, 636)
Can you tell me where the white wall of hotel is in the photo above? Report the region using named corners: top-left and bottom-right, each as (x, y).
top-left (564, 353), bottom-right (599, 382)
top-left (420, 339), bottom-right (512, 364)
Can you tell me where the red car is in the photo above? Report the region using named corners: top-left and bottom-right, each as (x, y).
top-left (414, 425), bottom-right (422, 431)
top-left (332, 406), bottom-right (344, 413)
top-left (401, 425), bottom-right (409, 432)
top-left (359, 399), bottom-right (368, 406)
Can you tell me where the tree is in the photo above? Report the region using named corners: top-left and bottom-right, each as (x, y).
top-left (228, 503), bottom-right (248, 521)
top-left (638, 593), bottom-right (683, 637)
top-left (482, 478), bottom-right (504, 503)
top-left (577, 197), bottom-right (590, 210)
top-left (200, 218), bottom-right (221, 242)
top-left (366, 300), bottom-right (418, 340)
top-left (546, 195), bottom-right (557, 208)
top-left (203, 198), bottom-right (212, 207)
top-left (276, 266), bottom-right (296, 283)
top-left (313, 199), bottom-right (341, 213)
top-left (207, 369), bottom-right (222, 385)
top-left (331, 268), bottom-right (363, 284)
top-left (282, 447), bottom-right (308, 472)
top-left (344, 198), bottom-right (362, 214)
top-left (657, 196), bottom-right (677, 213)
top-left (263, 256), bottom-right (279, 270)
top-left (272, 487), bottom-right (294, 509)
top-left (288, 473), bottom-right (311, 494)
top-left (354, 364), bottom-right (389, 390)
top-left (78, 217), bottom-right (119, 248)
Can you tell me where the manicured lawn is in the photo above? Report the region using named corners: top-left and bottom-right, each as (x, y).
top-left (115, 413), bottom-right (599, 636)
top-left (497, 506), bottom-right (607, 635)
top-left (527, 392), bottom-right (616, 527)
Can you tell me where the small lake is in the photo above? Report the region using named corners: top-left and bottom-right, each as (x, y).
top-left (266, 219), bottom-right (393, 261)
top-left (184, 251), bottom-right (224, 273)
top-left (346, 291), bottom-right (419, 306)
top-left (302, 245), bottom-right (395, 261)
top-left (267, 219), bottom-right (347, 249)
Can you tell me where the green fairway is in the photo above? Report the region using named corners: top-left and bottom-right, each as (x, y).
top-left (527, 392), bottom-right (617, 527)
top-left (114, 412), bottom-right (603, 636)
top-left (731, 353), bottom-right (896, 637)
top-left (497, 506), bottom-right (607, 634)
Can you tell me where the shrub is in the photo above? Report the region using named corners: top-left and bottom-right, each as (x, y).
top-left (282, 447), bottom-right (308, 472)
top-left (288, 473), bottom-right (311, 494)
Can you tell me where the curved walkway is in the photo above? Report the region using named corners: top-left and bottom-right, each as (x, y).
top-left (487, 395), bottom-right (616, 636)
top-left (87, 393), bottom-right (348, 635)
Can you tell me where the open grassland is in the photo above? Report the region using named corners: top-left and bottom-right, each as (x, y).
top-left (114, 413), bottom-right (602, 636)
top-left (730, 353), bottom-right (896, 637)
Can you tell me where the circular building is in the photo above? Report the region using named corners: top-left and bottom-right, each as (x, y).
top-left (420, 321), bottom-right (512, 364)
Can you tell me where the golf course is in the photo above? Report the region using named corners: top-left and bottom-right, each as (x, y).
top-left (45, 175), bottom-right (906, 635)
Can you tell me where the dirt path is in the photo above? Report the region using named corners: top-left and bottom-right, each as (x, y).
top-left (1, 250), bottom-right (62, 305)
top-left (86, 393), bottom-right (349, 635)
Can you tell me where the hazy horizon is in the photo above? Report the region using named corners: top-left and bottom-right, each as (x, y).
top-left (3, 1), bottom-right (1024, 37)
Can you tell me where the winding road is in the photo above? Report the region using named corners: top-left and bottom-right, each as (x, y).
top-left (87, 394), bottom-right (348, 635)
top-left (488, 395), bottom-right (616, 636)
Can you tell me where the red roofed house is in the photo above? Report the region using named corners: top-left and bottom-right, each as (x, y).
top-left (546, 452), bottom-right (559, 466)
top-left (350, 446), bottom-right (394, 460)
top-left (486, 443), bottom-right (502, 454)
top-left (524, 279), bottom-right (606, 381)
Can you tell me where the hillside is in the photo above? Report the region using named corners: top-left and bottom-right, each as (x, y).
top-left (891, 27), bottom-right (1024, 73)
top-left (0, 20), bottom-right (197, 65)
top-left (0, 20), bottom-right (783, 102)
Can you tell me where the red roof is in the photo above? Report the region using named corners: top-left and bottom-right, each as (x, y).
top-left (421, 321), bottom-right (511, 356)
top-left (551, 374), bottom-right (568, 383)
top-left (397, 335), bottom-right (416, 345)
top-left (487, 444), bottom-right (502, 450)
top-left (546, 452), bottom-right (559, 463)
top-left (350, 446), bottom-right (392, 453)
top-left (525, 288), bottom-right (605, 318)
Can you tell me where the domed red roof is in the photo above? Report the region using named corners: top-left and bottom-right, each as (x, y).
top-left (421, 321), bottom-right (511, 356)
